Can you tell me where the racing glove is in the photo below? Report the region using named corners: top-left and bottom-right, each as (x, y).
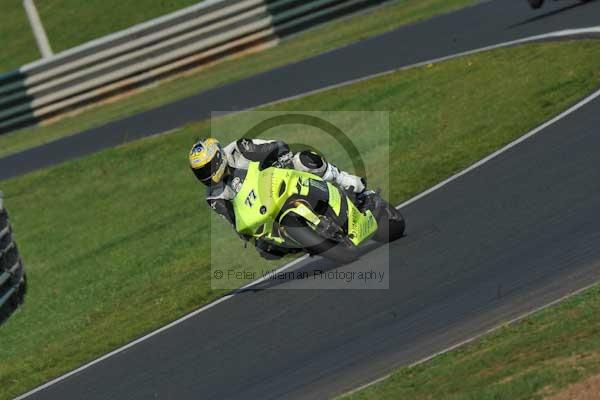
top-left (323, 165), bottom-right (366, 193)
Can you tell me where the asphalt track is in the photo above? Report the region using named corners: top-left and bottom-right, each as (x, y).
top-left (13, 0), bottom-right (600, 399)
top-left (2, 0), bottom-right (600, 180)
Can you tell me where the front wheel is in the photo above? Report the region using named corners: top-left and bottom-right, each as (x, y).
top-left (280, 215), bottom-right (359, 264)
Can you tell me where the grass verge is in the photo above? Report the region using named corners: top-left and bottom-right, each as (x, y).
top-left (0, 40), bottom-right (599, 399)
top-left (0, 0), bottom-right (476, 159)
top-left (341, 284), bottom-right (600, 400)
top-left (0, 0), bottom-right (201, 73)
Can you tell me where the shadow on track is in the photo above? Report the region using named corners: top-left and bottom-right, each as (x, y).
top-left (232, 241), bottom-right (383, 293)
top-left (509, 0), bottom-right (596, 29)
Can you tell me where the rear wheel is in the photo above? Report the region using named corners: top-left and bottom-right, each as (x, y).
top-left (280, 215), bottom-right (359, 264)
top-left (373, 204), bottom-right (406, 243)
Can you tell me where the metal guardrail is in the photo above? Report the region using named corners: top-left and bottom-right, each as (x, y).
top-left (0, 192), bottom-right (27, 324)
top-left (0, 0), bottom-right (387, 134)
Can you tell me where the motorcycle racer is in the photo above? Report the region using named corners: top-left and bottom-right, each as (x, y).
top-left (189, 137), bottom-right (368, 259)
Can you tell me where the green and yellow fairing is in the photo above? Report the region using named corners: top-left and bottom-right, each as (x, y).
top-left (232, 162), bottom-right (378, 246)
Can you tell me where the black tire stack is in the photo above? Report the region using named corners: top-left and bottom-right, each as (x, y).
top-left (0, 192), bottom-right (26, 325)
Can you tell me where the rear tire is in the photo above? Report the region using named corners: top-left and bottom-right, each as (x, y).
top-left (281, 215), bottom-right (359, 264)
top-left (373, 205), bottom-right (406, 243)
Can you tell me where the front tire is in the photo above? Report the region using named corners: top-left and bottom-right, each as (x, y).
top-left (280, 215), bottom-right (359, 264)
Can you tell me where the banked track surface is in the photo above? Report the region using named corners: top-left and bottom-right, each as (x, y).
top-left (12, 0), bottom-right (600, 399)
top-left (2, 0), bottom-right (600, 179)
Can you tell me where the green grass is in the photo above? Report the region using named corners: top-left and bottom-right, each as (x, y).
top-left (341, 285), bottom-right (600, 400)
top-left (0, 0), bottom-right (201, 73)
top-left (0, 0), bottom-right (39, 72)
top-left (0, 0), bottom-right (476, 159)
top-left (1, 40), bottom-right (600, 400)
top-left (36, 0), bottom-right (204, 54)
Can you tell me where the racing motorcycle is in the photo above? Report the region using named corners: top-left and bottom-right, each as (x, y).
top-left (232, 161), bottom-right (405, 263)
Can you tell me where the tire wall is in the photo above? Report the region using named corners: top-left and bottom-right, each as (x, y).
top-left (0, 192), bottom-right (27, 324)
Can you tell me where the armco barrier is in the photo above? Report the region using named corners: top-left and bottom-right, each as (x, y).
top-left (0, 0), bottom-right (388, 134)
top-left (0, 192), bottom-right (27, 324)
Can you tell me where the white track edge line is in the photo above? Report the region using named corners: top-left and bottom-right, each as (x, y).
top-left (338, 278), bottom-right (600, 398)
top-left (396, 86), bottom-right (600, 210)
top-left (13, 27), bottom-right (600, 400)
top-left (258, 26), bottom-right (600, 110)
top-left (12, 256), bottom-right (310, 400)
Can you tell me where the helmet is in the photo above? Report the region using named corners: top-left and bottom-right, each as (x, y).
top-left (189, 138), bottom-right (227, 185)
